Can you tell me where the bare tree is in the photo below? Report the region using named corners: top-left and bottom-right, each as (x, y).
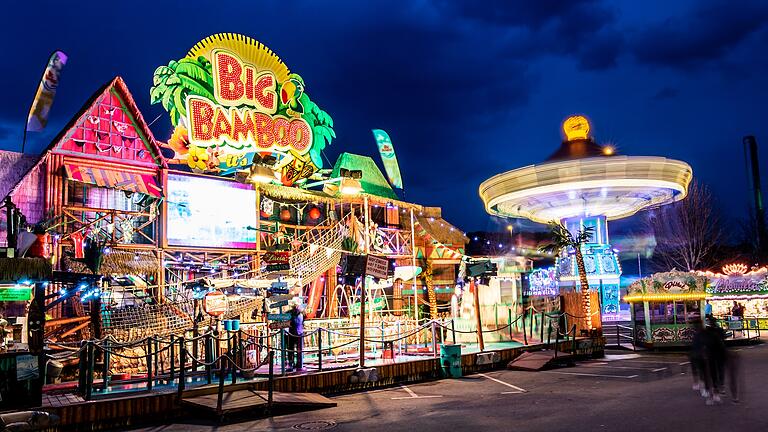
top-left (645, 181), bottom-right (724, 271)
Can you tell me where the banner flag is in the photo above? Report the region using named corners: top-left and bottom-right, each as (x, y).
top-left (26, 51), bottom-right (68, 132)
top-left (372, 129), bottom-right (403, 189)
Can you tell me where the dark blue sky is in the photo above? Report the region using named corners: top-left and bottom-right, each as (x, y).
top-left (1, 0), bottom-right (767, 232)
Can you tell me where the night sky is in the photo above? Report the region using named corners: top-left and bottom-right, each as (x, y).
top-left (1, 0), bottom-right (767, 233)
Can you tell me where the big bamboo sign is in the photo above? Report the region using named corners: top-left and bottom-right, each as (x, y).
top-left (151, 33), bottom-right (335, 186)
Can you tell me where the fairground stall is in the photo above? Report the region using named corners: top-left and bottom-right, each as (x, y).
top-left (624, 271), bottom-right (707, 347)
top-left (0, 33), bottom-right (478, 385)
top-left (702, 264), bottom-right (768, 330)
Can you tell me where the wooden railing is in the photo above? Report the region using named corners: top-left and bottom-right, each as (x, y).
top-left (59, 205), bottom-right (157, 245)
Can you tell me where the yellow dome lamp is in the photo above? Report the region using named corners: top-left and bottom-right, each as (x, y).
top-left (562, 115), bottom-right (591, 141)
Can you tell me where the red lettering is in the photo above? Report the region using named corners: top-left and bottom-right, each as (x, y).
top-left (254, 113), bottom-right (274, 149)
top-left (188, 97), bottom-right (215, 142)
top-left (212, 108), bottom-right (232, 140)
top-left (215, 51), bottom-right (244, 102)
top-left (255, 74), bottom-right (276, 112)
top-left (231, 109), bottom-right (256, 143)
top-left (245, 67), bottom-right (254, 101)
top-left (273, 118), bottom-right (290, 149)
top-left (289, 119), bottom-right (312, 153)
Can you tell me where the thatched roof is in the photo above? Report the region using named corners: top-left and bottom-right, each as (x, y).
top-left (63, 250), bottom-right (159, 276)
top-left (402, 206), bottom-right (468, 245)
top-left (331, 153), bottom-right (398, 199)
top-left (0, 151), bottom-right (38, 199)
top-left (0, 257), bottom-right (52, 282)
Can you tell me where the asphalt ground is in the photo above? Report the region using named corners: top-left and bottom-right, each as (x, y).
top-left (129, 342), bottom-right (768, 432)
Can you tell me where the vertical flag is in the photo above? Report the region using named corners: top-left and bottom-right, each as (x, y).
top-left (26, 51), bottom-right (68, 132)
top-left (372, 129), bottom-right (403, 189)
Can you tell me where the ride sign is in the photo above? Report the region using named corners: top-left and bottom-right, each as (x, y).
top-left (202, 291), bottom-right (228, 317)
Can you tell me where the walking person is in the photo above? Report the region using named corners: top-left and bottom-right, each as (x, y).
top-left (287, 299), bottom-right (305, 371)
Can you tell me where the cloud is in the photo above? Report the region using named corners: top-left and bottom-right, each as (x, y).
top-left (630, 0), bottom-right (768, 69)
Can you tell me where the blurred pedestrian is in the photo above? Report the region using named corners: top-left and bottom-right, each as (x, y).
top-left (703, 317), bottom-right (727, 405)
top-left (704, 300), bottom-right (713, 319)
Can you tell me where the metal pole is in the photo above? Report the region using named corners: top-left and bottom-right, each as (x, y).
top-left (103, 339), bottom-right (111, 392)
top-left (508, 309), bottom-right (513, 341)
top-left (145, 338), bottom-right (153, 392)
top-left (451, 318), bottom-right (456, 345)
top-left (522, 310), bottom-right (528, 345)
top-left (169, 334), bottom-right (175, 383)
top-left (317, 328), bottom-right (323, 372)
top-left (431, 320), bottom-right (438, 358)
top-left (410, 209), bottom-right (419, 325)
top-left (359, 275), bottom-right (367, 367)
top-left (472, 279), bottom-right (484, 351)
top-left (178, 336), bottom-right (186, 395)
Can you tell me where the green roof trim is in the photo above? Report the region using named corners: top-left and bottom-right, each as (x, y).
top-left (331, 152), bottom-right (398, 199)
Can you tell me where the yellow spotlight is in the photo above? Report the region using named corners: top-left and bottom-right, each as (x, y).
top-left (248, 164), bottom-right (275, 184)
top-left (602, 145), bottom-right (615, 156)
top-left (340, 177), bottom-right (362, 195)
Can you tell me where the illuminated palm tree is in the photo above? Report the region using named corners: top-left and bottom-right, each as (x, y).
top-left (540, 222), bottom-right (595, 329)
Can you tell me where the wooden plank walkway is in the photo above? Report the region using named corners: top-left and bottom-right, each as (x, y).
top-left (182, 390), bottom-right (336, 416)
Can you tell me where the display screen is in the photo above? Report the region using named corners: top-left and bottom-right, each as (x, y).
top-left (167, 174), bottom-right (256, 248)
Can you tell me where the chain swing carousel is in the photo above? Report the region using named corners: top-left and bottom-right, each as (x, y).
top-left (480, 116), bottom-right (693, 331)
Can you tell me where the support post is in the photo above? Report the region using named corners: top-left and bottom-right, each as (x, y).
top-left (508, 309), bottom-right (513, 341)
top-left (359, 275), bottom-right (367, 367)
top-left (317, 328), bottom-right (323, 372)
top-left (472, 279), bottom-right (484, 352)
top-left (522, 310), bottom-right (528, 345)
top-left (409, 209), bottom-right (419, 325)
top-left (169, 334), bottom-right (175, 383)
top-left (146, 338), bottom-right (153, 392)
top-left (431, 320), bottom-right (438, 358)
top-left (451, 318), bottom-right (456, 345)
top-left (178, 336), bottom-right (186, 396)
top-left (205, 333), bottom-right (212, 384)
top-left (103, 339), bottom-right (111, 392)
top-left (85, 341), bottom-right (95, 401)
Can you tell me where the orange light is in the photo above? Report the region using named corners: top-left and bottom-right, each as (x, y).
top-left (722, 263), bottom-right (748, 276)
top-left (602, 145), bottom-right (615, 156)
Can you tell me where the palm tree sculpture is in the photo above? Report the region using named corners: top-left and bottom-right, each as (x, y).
top-left (540, 222), bottom-right (596, 330)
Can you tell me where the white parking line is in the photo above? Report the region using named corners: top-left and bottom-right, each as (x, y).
top-left (391, 384), bottom-right (443, 400)
top-left (544, 371), bottom-right (638, 379)
top-left (578, 364), bottom-right (661, 371)
top-left (478, 373), bottom-right (527, 393)
top-left (620, 359), bottom-right (689, 365)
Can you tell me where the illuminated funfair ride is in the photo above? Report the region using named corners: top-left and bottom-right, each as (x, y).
top-left (479, 116), bottom-right (693, 323)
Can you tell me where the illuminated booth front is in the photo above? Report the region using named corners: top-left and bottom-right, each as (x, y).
top-left (703, 265), bottom-right (768, 330)
top-left (624, 271), bottom-right (707, 347)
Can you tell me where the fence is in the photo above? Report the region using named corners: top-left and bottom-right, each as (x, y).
top-left (54, 304), bottom-right (602, 405)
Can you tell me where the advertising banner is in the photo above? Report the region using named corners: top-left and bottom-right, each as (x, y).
top-left (372, 129), bottom-right (403, 189)
top-left (27, 51), bottom-right (68, 132)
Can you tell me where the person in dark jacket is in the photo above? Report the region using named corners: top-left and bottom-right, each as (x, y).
top-left (287, 301), bottom-right (305, 371)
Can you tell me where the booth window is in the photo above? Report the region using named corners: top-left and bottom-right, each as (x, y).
top-left (649, 302), bottom-right (674, 324)
top-left (633, 303), bottom-right (645, 324)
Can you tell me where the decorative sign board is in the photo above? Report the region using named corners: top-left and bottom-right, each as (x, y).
top-left (269, 321), bottom-right (291, 330)
top-left (267, 313), bottom-right (291, 321)
top-left (151, 33), bottom-right (336, 185)
top-left (365, 255), bottom-right (389, 280)
top-left (0, 287), bottom-right (33, 302)
top-left (202, 291), bottom-right (228, 317)
top-left (269, 299), bottom-right (289, 309)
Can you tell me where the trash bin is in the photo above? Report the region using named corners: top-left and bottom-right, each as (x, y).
top-left (440, 344), bottom-right (462, 378)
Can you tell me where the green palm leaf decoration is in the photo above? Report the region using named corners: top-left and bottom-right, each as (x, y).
top-left (150, 56), bottom-right (214, 126)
